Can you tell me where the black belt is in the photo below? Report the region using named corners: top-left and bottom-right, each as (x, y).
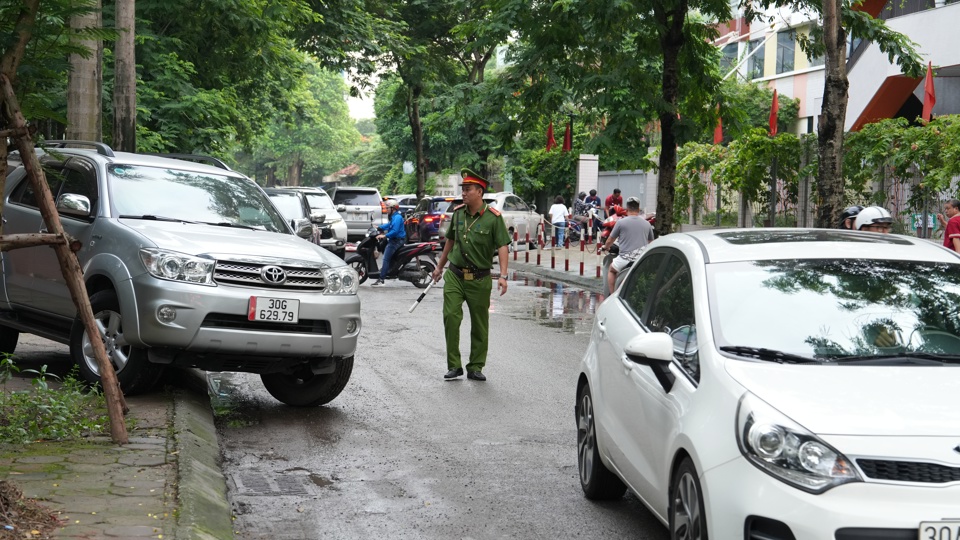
top-left (448, 264), bottom-right (490, 281)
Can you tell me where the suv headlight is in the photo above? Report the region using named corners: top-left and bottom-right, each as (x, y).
top-left (140, 249), bottom-right (215, 285)
top-left (322, 266), bottom-right (359, 295)
top-left (736, 392), bottom-right (861, 494)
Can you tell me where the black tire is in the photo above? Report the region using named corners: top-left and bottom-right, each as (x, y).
top-left (413, 260), bottom-right (435, 289)
top-left (577, 384), bottom-right (627, 500)
top-left (70, 289), bottom-right (164, 395)
top-left (347, 257), bottom-right (368, 284)
top-left (260, 356), bottom-right (354, 407)
top-left (0, 326), bottom-right (19, 355)
top-left (669, 458), bottom-right (708, 540)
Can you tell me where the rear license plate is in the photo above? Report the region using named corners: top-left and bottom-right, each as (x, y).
top-left (349, 212), bottom-right (369, 221)
top-left (920, 521), bottom-right (960, 540)
top-left (248, 297), bottom-right (299, 323)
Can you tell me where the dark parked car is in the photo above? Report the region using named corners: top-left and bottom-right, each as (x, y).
top-left (384, 194), bottom-right (418, 217)
top-left (404, 196), bottom-right (455, 242)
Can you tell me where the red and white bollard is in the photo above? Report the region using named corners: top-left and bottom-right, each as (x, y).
top-left (525, 232), bottom-right (530, 263)
top-left (579, 238), bottom-right (585, 276)
top-left (564, 236), bottom-right (570, 272)
top-left (513, 231), bottom-right (518, 261)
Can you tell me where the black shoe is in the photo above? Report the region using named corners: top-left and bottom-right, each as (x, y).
top-left (467, 371), bottom-right (486, 381)
top-left (443, 368), bottom-right (464, 380)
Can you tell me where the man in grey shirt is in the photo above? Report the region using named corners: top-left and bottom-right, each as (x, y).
top-left (600, 197), bottom-right (655, 294)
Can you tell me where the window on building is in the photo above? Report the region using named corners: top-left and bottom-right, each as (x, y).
top-left (720, 43), bottom-right (738, 73)
top-left (747, 39), bottom-right (765, 80)
top-left (776, 30), bottom-right (796, 74)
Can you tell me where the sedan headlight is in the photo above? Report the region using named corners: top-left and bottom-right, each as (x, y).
top-left (736, 392), bottom-right (861, 494)
top-left (322, 266), bottom-right (359, 295)
top-left (140, 248), bottom-right (215, 285)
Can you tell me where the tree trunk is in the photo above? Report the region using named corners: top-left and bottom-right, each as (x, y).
top-left (815, 0), bottom-right (848, 228)
top-left (113, 0), bottom-right (136, 152)
top-left (288, 158), bottom-right (303, 186)
top-left (654, 4), bottom-right (687, 237)
top-left (407, 84), bottom-right (427, 199)
top-left (66, 1), bottom-right (102, 142)
top-left (266, 167), bottom-right (277, 187)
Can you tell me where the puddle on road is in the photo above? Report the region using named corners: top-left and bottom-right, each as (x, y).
top-left (498, 271), bottom-right (606, 335)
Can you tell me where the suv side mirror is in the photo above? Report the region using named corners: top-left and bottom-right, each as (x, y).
top-left (293, 218), bottom-right (313, 238)
top-left (310, 212), bottom-right (326, 225)
top-left (529, 203), bottom-right (537, 212)
top-left (336, 204), bottom-right (346, 212)
top-left (56, 193), bottom-right (91, 218)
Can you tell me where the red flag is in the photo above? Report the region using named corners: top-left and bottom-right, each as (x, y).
top-left (546, 122), bottom-right (557, 151)
top-left (922, 61), bottom-right (936, 123)
top-left (562, 120), bottom-right (572, 152)
top-left (713, 105), bottom-right (723, 144)
top-left (769, 89), bottom-right (779, 136)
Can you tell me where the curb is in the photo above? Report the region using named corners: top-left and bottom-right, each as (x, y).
top-left (511, 260), bottom-right (604, 294)
top-left (172, 369), bottom-right (234, 540)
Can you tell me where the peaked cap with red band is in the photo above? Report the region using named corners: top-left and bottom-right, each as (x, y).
top-left (460, 168), bottom-right (489, 191)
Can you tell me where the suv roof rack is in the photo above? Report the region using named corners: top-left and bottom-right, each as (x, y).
top-left (39, 140), bottom-right (115, 157)
top-left (143, 153), bottom-right (232, 171)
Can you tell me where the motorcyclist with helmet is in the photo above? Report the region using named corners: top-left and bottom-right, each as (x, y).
top-left (372, 199), bottom-right (407, 287)
top-left (853, 206), bottom-right (893, 234)
top-left (838, 205), bottom-right (863, 230)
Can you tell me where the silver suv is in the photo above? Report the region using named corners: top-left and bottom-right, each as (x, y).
top-left (327, 186), bottom-right (386, 241)
top-left (0, 143), bottom-right (361, 406)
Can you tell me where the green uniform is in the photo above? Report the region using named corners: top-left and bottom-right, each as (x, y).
top-left (442, 203), bottom-right (512, 372)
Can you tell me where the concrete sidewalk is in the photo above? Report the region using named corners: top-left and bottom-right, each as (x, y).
top-left (0, 368), bottom-right (232, 540)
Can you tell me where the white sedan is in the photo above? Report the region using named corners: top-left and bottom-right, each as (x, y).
top-left (576, 229), bottom-right (960, 540)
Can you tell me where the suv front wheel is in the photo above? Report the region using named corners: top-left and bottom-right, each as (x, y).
top-left (70, 289), bottom-right (165, 395)
top-left (260, 355), bottom-right (354, 406)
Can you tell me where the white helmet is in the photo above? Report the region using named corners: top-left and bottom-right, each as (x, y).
top-left (385, 199), bottom-right (399, 209)
top-left (854, 206), bottom-right (893, 230)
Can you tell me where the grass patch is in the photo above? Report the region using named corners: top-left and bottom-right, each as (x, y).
top-left (0, 355), bottom-right (109, 444)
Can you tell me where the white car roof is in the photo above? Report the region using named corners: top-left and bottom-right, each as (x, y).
top-left (661, 228), bottom-right (960, 265)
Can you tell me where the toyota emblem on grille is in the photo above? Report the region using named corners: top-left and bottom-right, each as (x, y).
top-left (261, 265), bottom-right (287, 285)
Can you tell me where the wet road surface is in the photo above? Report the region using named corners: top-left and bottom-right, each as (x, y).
top-left (214, 272), bottom-right (668, 539)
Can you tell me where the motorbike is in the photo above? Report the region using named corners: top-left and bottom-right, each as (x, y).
top-left (345, 228), bottom-right (440, 288)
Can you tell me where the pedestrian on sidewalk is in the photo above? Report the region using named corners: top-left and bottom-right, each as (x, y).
top-left (584, 189), bottom-right (602, 238)
top-left (604, 188), bottom-right (622, 218)
top-left (372, 199), bottom-right (406, 286)
top-left (431, 169), bottom-right (511, 382)
top-left (548, 195), bottom-right (570, 247)
top-left (937, 199), bottom-right (960, 252)
top-left (600, 197), bottom-right (654, 294)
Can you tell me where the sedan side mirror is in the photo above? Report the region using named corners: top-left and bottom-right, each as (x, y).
top-left (56, 193), bottom-right (92, 218)
top-left (529, 203), bottom-right (537, 212)
top-left (293, 218), bottom-right (313, 239)
top-left (624, 333), bottom-right (675, 392)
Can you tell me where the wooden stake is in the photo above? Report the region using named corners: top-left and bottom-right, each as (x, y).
top-left (0, 74), bottom-right (128, 444)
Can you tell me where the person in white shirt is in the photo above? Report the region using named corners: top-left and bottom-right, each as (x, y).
top-left (548, 196), bottom-right (571, 247)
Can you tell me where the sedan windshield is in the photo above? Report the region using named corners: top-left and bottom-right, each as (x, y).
top-left (108, 164), bottom-right (286, 233)
top-left (708, 259), bottom-right (960, 361)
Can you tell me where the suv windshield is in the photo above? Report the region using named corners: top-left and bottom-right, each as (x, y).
top-left (709, 259), bottom-right (960, 361)
top-left (109, 164), bottom-right (286, 233)
top-left (333, 191), bottom-right (380, 206)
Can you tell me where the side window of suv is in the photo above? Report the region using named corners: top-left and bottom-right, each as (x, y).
top-left (646, 255), bottom-right (699, 382)
top-left (10, 164), bottom-right (66, 209)
top-left (60, 158), bottom-right (99, 216)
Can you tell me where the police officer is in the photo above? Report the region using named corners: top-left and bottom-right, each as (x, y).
top-left (431, 169), bottom-right (512, 381)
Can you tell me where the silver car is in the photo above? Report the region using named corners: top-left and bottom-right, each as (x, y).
top-left (0, 144), bottom-right (361, 406)
top-left (328, 186), bottom-right (386, 241)
top-left (265, 187), bottom-right (348, 258)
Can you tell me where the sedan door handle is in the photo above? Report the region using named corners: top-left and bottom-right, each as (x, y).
top-left (597, 318), bottom-right (606, 335)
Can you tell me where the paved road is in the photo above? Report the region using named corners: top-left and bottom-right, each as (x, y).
top-left (214, 272), bottom-right (669, 540)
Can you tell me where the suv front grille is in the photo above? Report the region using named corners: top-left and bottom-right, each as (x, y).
top-left (857, 459), bottom-right (960, 484)
top-left (214, 261), bottom-right (324, 291)
top-left (201, 314), bottom-right (331, 335)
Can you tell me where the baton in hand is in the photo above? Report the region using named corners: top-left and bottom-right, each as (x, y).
top-left (409, 279), bottom-right (437, 313)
